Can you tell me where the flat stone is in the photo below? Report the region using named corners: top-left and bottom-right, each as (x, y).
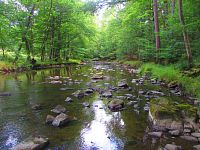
top-left (52, 113), bottom-right (70, 127)
top-left (169, 130), bottom-right (180, 136)
top-left (164, 144), bottom-right (182, 150)
top-left (180, 135), bottom-right (198, 142)
top-left (192, 133), bottom-right (200, 138)
top-left (148, 132), bottom-right (163, 138)
top-left (45, 115), bottom-right (55, 124)
top-left (49, 80), bottom-right (62, 84)
top-left (12, 136), bottom-right (49, 150)
top-left (51, 105), bottom-right (66, 114)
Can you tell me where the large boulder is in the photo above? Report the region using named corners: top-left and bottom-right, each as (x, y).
top-left (52, 113), bottom-right (70, 127)
top-left (149, 97), bottom-right (185, 131)
top-left (51, 105), bottom-right (66, 114)
top-left (108, 99), bottom-right (124, 111)
top-left (12, 136), bottom-right (49, 150)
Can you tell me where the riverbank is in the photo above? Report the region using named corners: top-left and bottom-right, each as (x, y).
top-left (121, 60), bottom-right (200, 100)
top-left (0, 59), bottom-right (81, 73)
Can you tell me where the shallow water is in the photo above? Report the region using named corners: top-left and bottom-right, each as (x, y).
top-left (0, 62), bottom-right (195, 149)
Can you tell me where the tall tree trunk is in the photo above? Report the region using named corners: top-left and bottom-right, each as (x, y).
top-left (49, 17), bottom-right (55, 60)
top-left (178, 0), bottom-right (192, 67)
top-left (171, 0), bottom-right (175, 14)
top-left (153, 0), bottom-right (161, 63)
top-left (41, 0), bottom-right (53, 61)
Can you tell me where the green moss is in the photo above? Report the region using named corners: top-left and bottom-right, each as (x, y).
top-left (176, 104), bottom-right (197, 117)
top-left (150, 97), bottom-right (178, 119)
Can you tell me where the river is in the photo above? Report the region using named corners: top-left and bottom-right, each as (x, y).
top-left (0, 62), bottom-right (195, 149)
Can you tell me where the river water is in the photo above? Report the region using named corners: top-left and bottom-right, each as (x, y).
top-left (0, 62), bottom-right (194, 149)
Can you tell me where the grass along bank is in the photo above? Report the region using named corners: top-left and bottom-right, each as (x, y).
top-left (122, 60), bottom-right (200, 100)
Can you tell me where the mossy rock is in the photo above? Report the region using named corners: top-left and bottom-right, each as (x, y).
top-left (150, 97), bottom-right (178, 120)
top-left (176, 103), bottom-right (197, 118)
top-left (150, 97), bottom-right (197, 121)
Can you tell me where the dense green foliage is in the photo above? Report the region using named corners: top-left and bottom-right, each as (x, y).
top-left (0, 0), bottom-right (96, 65)
top-left (96, 0), bottom-right (200, 68)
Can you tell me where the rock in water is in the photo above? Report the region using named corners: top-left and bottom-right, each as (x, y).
top-left (65, 97), bottom-right (73, 103)
top-left (102, 91), bottom-right (112, 98)
top-left (45, 115), bottom-right (55, 124)
top-left (84, 89), bottom-right (94, 94)
top-left (12, 136), bottom-right (49, 150)
top-left (169, 130), bottom-right (180, 136)
top-left (118, 81), bottom-right (128, 88)
top-left (148, 132), bottom-right (163, 138)
top-left (82, 102), bottom-right (90, 107)
top-left (31, 104), bottom-right (42, 110)
top-left (52, 113), bottom-right (70, 127)
top-left (51, 105), bottom-right (66, 114)
top-left (108, 99), bottom-right (124, 111)
top-left (72, 90), bottom-right (85, 99)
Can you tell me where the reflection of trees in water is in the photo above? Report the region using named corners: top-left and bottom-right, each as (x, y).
top-left (25, 71), bottom-right (37, 82)
top-left (65, 65), bottom-right (73, 77)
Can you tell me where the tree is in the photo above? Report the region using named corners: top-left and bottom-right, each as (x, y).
top-left (178, 0), bottom-right (192, 67)
top-left (153, 0), bottom-right (161, 63)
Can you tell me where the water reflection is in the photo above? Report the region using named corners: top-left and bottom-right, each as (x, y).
top-left (80, 100), bottom-right (124, 150)
top-left (0, 122), bottom-right (22, 149)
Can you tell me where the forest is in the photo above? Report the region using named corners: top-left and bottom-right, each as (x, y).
top-left (0, 0), bottom-right (200, 150)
